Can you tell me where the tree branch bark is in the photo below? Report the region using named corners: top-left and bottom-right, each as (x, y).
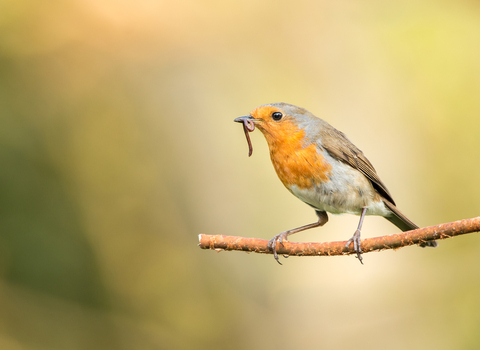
top-left (198, 217), bottom-right (480, 257)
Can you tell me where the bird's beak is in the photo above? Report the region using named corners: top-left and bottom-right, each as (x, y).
top-left (234, 116), bottom-right (255, 132)
top-left (234, 116), bottom-right (253, 123)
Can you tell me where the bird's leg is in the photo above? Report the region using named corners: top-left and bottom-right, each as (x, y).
top-left (268, 211), bottom-right (328, 265)
top-left (346, 207), bottom-right (368, 264)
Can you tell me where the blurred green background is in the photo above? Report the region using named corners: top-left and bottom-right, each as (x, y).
top-left (1, 1), bottom-right (480, 349)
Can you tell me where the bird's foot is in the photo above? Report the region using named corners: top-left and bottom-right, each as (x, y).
top-left (268, 232), bottom-right (289, 265)
top-left (346, 229), bottom-right (363, 264)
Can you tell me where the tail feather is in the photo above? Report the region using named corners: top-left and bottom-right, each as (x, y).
top-left (382, 199), bottom-right (438, 248)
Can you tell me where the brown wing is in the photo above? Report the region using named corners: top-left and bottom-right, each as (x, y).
top-left (318, 122), bottom-right (436, 243)
top-left (319, 124), bottom-right (396, 205)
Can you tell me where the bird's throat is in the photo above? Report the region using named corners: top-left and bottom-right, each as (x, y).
top-left (260, 124), bottom-right (332, 190)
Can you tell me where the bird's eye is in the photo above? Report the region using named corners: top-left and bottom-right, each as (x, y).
top-left (272, 112), bottom-right (283, 121)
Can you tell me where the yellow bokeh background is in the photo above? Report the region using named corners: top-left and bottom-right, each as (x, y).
top-left (1, 1), bottom-right (480, 349)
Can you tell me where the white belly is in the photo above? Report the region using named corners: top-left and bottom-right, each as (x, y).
top-left (288, 160), bottom-right (391, 217)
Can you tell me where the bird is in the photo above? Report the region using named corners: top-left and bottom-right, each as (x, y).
top-left (234, 102), bottom-right (437, 264)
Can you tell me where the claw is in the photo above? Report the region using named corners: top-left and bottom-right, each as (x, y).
top-left (268, 232), bottom-right (288, 265)
top-left (345, 207), bottom-right (367, 264)
top-left (346, 229), bottom-right (363, 264)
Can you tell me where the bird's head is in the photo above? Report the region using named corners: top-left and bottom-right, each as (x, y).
top-left (235, 103), bottom-right (321, 156)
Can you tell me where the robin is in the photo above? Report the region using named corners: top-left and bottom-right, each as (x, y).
top-left (234, 102), bottom-right (437, 264)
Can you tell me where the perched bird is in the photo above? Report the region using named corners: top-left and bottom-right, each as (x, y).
top-left (234, 102), bottom-right (437, 264)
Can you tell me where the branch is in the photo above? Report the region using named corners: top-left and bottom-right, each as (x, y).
top-left (198, 217), bottom-right (480, 257)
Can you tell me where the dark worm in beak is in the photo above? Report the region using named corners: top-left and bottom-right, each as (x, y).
top-left (234, 116), bottom-right (255, 157)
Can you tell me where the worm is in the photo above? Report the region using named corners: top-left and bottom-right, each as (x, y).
top-left (241, 119), bottom-right (255, 157)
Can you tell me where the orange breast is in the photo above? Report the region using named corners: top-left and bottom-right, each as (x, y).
top-left (261, 120), bottom-right (332, 190)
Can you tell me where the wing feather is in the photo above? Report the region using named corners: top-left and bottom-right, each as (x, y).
top-left (319, 125), bottom-right (396, 205)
